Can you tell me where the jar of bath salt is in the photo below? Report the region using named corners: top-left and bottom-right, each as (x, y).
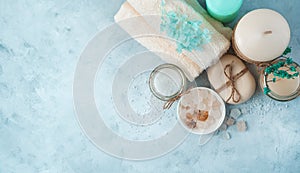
top-left (149, 63), bottom-right (188, 101)
top-left (177, 87), bottom-right (226, 135)
top-left (260, 58), bottom-right (300, 101)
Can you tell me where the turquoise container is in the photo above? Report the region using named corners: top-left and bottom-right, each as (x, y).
top-left (206, 0), bottom-right (243, 23)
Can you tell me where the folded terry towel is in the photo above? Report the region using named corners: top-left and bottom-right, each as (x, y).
top-left (114, 0), bottom-right (231, 81)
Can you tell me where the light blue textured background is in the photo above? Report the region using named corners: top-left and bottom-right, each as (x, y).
top-left (0, 0), bottom-right (300, 172)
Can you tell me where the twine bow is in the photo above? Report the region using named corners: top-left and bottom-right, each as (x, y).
top-left (216, 61), bottom-right (248, 103)
top-left (163, 89), bottom-right (191, 109)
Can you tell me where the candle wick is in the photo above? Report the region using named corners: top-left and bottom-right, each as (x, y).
top-left (264, 30), bottom-right (272, 35)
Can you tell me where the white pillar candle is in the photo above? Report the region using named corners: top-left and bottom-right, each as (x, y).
top-left (233, 9), bottom-right (290, 62)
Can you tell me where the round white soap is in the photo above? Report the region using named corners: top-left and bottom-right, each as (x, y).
top-left (207, 54), bottom-right (256, 104)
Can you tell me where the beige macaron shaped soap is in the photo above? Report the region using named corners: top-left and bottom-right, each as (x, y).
top-left (207, 54), bottom-right (256, 104)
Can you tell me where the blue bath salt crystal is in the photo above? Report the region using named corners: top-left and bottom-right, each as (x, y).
top-left (160, 7), bottom-right (211, 53)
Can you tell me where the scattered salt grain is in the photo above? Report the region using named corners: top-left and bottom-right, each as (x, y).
top-left (236, 121), bottom-right (247, 132)
top-left (241, 108), bottom-right (248, 114)
top-left (230, 108), bottom-right (241, 119)
top-left (226, 117), bottom-right (235, 126)
top-left (223, 131), bottom-right (231, 140)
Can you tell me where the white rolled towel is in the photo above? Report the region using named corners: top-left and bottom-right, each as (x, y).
top-left (114, 0), bottom-right (232, 81)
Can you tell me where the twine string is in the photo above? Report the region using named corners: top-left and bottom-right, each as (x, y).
top-left (163, 89), bottom-right (191, 109)
top-left (216, 61), bottom-right (248, 103)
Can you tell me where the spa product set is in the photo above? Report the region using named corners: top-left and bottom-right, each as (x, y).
top-left (114, 0), bottom-right (299, 135)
